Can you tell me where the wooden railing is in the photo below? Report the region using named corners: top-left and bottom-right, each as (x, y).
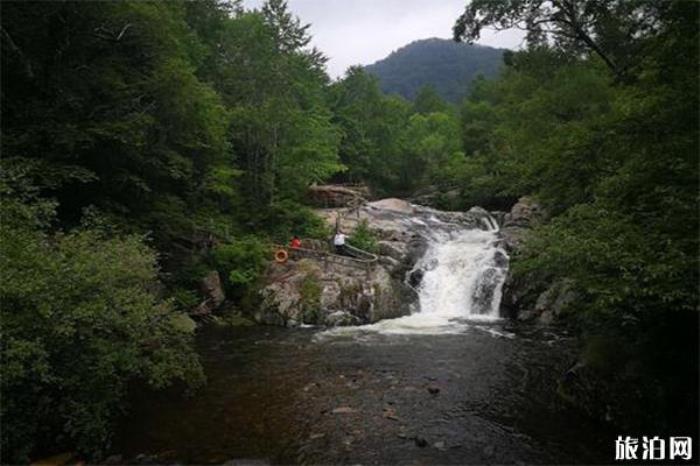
top-left (273, 240), bottom-right (378, 272)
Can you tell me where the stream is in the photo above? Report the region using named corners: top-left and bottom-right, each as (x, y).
top-left (114, 213), bottom-right (614, 464)
top-left (115, 324), bottom-right (613, 464)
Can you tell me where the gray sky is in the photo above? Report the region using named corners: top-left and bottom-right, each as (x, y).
top-left (243, 0), bottom-right (525, 79)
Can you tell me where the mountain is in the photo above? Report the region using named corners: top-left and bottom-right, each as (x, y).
top-left (364, 38), bottom-right (505, 103)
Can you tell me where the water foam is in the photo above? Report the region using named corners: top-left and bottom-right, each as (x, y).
top-left (321, 212), bottom-right (509, 336)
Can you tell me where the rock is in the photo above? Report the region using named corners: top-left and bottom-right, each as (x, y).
top-left (367, 198), bottom-right (415, 214)
top-left (499, 197), bottom-right (551, 320)
top-left (307, 184), bottom-right (368, 208)
top-left (531, 280), bottom-right (579, 323)
top-left (192, 271), bottom-right (225, 316)
top-left (490, 210), bottom-right (507, 227)
top-left (408, 269), bottom-right (424, 288)
top-left (517, 309), bottom-right (537, 322)
top-left (414, 437), bottom-right (428, 448)
top-left (539, 310), bottom-right (554, 324)
top-left (378, 241), bottom-right (405, 260)
top-left (382, 407), bottom-right (400, 421)
top-left (332, 406), bottom-right (356, 414)
top-left (378, 255), bottom-right (401, 271)
top-left (500, 197), bottom-right (546, 254)
top-left (103, 455), bottom-right (123, 465)
top-left (502, 196), bottom-right (545, 229)
top-left (324, 310), bottom-right (360, 327)
top-left (434, 441), bottom-right (446, 451)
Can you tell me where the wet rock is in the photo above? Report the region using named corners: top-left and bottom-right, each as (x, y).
top-left (324, 310), bottom-right (360, 327)
top-left (408, 269), bottom-right (424, 288)
top-left (493, 250), bottom-right (509, 268)
top-left (414, 436), bottom-right (428, 448)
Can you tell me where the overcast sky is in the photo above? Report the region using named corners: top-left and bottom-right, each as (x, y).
top-left (243, 0), bottom-right (525, 79)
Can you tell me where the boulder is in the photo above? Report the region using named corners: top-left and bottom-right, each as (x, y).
top-left (367, 198), bottom-right (415, 214)
top-left (502, 196), bottom-right (545, 228)
top-left (533, 280), bottom-right (579, 323)
top-left (258, 258), bottom-right (416, 326)
top-left (192, 270), bottom-right (225, 316)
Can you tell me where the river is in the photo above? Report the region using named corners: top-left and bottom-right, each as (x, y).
top-left (114, 213), bottom-right (614, 464)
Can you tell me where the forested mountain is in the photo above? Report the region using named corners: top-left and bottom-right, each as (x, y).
top-left (364, 38), bottom-right (504, 102)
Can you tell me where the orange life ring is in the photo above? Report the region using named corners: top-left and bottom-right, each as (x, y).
top-left (274, 248), bottom-right (289, 263)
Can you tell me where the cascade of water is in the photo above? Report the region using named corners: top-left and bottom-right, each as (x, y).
top-left (368, 214), bottom-right (509, 334)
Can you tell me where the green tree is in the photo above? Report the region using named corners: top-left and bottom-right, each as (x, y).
top-left (413, 85), bottom-right (448, 115)
top-left (0, 181), bottom-right (203, 461)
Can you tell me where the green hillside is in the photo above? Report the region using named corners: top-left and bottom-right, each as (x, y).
top-left (364, 38), bottom-right (504, 102)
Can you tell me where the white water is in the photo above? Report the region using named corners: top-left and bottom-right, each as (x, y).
top-left (371, 219), bottom-right (508, 335)
top-left (323, 213), bottom-right (510, 337)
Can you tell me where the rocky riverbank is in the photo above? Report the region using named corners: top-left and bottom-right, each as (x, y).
top-left (255, 198), bottom-right (500, 327)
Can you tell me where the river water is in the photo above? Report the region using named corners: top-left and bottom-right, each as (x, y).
top-left (114, 216), bottom-right (614, 464)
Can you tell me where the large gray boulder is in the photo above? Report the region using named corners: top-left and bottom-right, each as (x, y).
top-left (257, 258), bottom-right (416, 327)
top-left (500, 196), bottom-right (546, 252)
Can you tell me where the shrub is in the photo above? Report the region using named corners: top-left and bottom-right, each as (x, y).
top-left (255, 199), bottom-right (331, 242)
top-left (0, 198), bottom-right (204, 462)
top-left (212, 236), bottom-right (270, 298)
top-left (300, 274), bottom-right (322, 324)
top-left (348, 219), bottom-right (379, 253)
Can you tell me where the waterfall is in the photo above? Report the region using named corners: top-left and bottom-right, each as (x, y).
top-left (370, 214), bottom-right (509, 335)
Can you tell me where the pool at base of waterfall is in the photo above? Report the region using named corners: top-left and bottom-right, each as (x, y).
top-left (112, 217), bottom-right (614, 464)
top-left (113, 323), bottom-right (614, 465)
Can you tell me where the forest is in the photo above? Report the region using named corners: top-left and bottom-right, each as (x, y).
top-left (364, 37), bottom-right (503, 102)
top-left (1, 0), bottom-right (697, 462)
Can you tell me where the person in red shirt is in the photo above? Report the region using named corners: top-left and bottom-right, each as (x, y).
top-left (290, 235), bottom-right (302, 249)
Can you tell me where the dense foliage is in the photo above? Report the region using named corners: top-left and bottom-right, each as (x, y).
top-left (329, 67), bottom-right (464, 196)
top-left (0, 0), bottom-right (346, 460)
top-left (364, 38), bottom-right (503, 102)
top-left (454, 0), bottom-right (698, 433)
top-left (1, 173), bottom-right (203, 460)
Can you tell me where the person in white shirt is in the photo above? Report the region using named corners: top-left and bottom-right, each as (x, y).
top-left (333, 230), bottom-right (347, 255)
